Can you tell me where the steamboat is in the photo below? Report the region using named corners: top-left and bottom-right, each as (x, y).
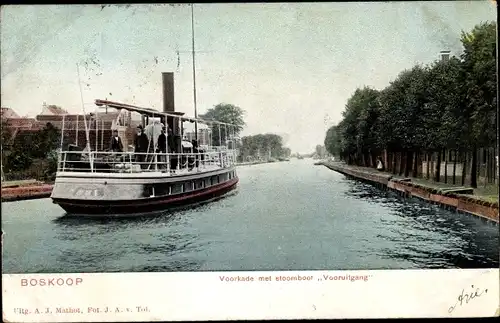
top-left (51, 93), bottom-right (239, 216)
top-left (51, 4), bottom-right (239, 216)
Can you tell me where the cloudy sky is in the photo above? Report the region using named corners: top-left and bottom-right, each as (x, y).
top-left (0, 2), bottom-right (496, 153)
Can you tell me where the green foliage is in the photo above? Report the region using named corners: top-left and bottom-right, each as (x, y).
top-left (324, 125), bottom-right (342, 157)
top-left (327, 21), bottom-right (497, 165)
top-left (425, 57), bottom-right (467, 150)
top-left (1, 118), bottom-right (12, 147)
top-left (460, 21), bottom-right (497, 147)
top-left (43, 150), bottom-right (59, 181)
top-left (3, 123), bottom-right (61, 175)
top-left (314, 145), bottom-right (327, 158)
top-left (6, 150), bottom-right (33, 171)
top-left (200, 103), bottom-right (246, 146)
top-left (377, 66), bottom-right (430, 152)
top-left (239, 133), bottom-right (289, 160)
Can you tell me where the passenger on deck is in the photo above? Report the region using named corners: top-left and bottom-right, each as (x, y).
top-left (109, 130), bottom-right (123, 153)
top-left (167, 127), bottom-right (174, 152)
top-left (157, 126), bottom-right (167, 169)
top-left (191, 139), bottom-right (203, 168)
top-left (135, 125), bottom-right (149, 169)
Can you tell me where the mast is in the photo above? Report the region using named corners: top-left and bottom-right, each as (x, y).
top-left (191, 3), bottom-right (198, 141)
top-left (1, 142), bottom-right (4, 182)
top-left (76, 63), bottom-right (93, 171)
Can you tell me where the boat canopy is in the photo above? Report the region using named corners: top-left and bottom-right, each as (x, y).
top-left (94, 99), bottom-right (235, 127)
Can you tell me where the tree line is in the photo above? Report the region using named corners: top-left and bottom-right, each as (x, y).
top-left (239, 133), bottom-right (291, 161)
top-left (2, 121), bottom-right (61, 181)
top-left (200, 103), bottom-right (291, 161)
top-left (324, 21), bottom-right (497, 188)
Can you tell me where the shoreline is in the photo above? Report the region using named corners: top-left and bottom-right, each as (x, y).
top-left (1, 181), bottom-right (54, 202)
top-left (320, 161), bottom-right (499, 224)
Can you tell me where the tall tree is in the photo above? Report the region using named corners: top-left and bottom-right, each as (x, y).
top-left (460, 21), bottom-right (497, 187)
top-left (324, 125), bottom-right (342, 158)
top-left (200, 103), bottom-right (246, 146)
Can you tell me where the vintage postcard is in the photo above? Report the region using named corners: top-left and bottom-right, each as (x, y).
top-left (1, 2), bottom-right (499, 321)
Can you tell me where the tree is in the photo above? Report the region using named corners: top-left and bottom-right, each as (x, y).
top-left (323, 20), bottom-right (497, 189)
top-left (338, 89), bottom-right (366, 164)
top-left (461, 21), bottom-right (497, 147)
top-left (354, 87), bottom-right (381, 167)
top-left (460, 21), bottom-right (497, 187)
top-left (324, 125), bottom-right (342, 158)
top-left (282, 147), bottom-right (291, 158)
top-left (238, 133), bottom-right (289, 161)
top-left (199, 103), bottom-right (245, 146)
top-left (4, 123), bottom-right (61, 175)
top-left (32, 123), bottom-right (61, 158)
top-left (425, 57), bottom-right (467, 182)
top-left (1, 118), bottom-right (12, 148)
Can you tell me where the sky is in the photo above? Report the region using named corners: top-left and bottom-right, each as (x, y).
top-left (0, 2), bottom-right (496, 154)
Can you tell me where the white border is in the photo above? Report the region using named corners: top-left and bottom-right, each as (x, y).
top-left (2, 269), bottom-right (499, 321)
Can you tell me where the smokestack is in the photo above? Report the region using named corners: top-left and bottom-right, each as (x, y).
top-left (440, 50), bottom-right (451, 62)
top-left (162, 72), bottom-right (175, 113)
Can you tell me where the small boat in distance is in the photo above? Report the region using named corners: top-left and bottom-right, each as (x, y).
top-left (51, 96), bottom-right (239, 217)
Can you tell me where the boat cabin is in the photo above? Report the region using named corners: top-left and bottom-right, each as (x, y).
top-left (56, 99), bottom-right (237, 175)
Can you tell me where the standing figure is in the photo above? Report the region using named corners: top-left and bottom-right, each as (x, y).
top-left (157, 126), bottom-right (167, 169)
top-left (109, 129), bottom-right (123, 152)
top-left (376, 157), bottom-right (385, 171)
top-left (134, 125), bottom-right (149, 169)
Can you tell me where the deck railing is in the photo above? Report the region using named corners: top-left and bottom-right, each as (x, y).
top-left (57, 149), bottom-right (237, 174)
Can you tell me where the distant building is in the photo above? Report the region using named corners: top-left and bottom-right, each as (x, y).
top-left (1, 107), bottom-right (20, 119)
top-left (39, 102), bottom-right (68, 116)
top-left (2, 103), bottom-right (143, 152)
top-left (440, 50), bottom-right (451, 62)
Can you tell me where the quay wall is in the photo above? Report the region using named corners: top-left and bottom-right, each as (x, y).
top-left (1, 184), bottom-right (53, 202)
top-left (322, 162), bottom-right (499, 224)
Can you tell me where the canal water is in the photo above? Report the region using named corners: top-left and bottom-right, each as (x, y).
top-left (2, 159), bottom-right (498, 273)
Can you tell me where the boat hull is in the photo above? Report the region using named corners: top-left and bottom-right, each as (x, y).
top-left (52, 177), bottom-right (238, 217)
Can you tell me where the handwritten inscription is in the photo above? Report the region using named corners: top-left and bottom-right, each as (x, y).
top-left (448, 285), bottom-right (488, 313)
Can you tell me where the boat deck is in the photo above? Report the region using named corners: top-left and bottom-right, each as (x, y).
top-left (56, 164), bottom-right (226, 178)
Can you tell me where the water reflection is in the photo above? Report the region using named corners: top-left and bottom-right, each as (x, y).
top-left (2, 162), bottom-right (498, 273)
top-left (50, 202), bottom-right (221, 272)
top-left (343, 180), bottom-right (499, 268)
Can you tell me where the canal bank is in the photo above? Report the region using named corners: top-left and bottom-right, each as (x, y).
top-left (1, 180), bottom-right (53, 202)
top-left (320, 161), bottom-right (499, 224)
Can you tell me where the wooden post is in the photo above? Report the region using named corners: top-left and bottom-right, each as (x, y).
top-left (452, 149), bottom-right (457, 185)
top-left (444, 148), bottom-right (448, 184)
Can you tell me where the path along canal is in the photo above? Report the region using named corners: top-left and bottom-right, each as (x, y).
top-left (2, 158), bottom-right (498, 273)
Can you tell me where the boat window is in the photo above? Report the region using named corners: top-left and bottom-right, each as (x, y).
top-left (204, 178), bottom-right (211, 188)
top-left (172, 184), bottom-right (183, 194)
top-left (155, 184), bottom-right (170, 196)
top-left (220, 173), bottom-right (228, 182)
top-left (195, 180), bottom-right (204, 190)
top-left (211, 175), bottom-right (218, 185)
top-left (184, 181), bottom-right (193, 192)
